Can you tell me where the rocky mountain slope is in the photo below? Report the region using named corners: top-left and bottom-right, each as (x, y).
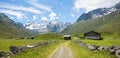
top-left (77, 2), bottom-right (120, 22)
top-left (0, 13), bottom-right (32, 39)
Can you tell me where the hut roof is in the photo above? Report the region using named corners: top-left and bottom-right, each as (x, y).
top-left (84, 31), bottom-right (100, 35)
top-left (64, 35), bottom-right (71, 37)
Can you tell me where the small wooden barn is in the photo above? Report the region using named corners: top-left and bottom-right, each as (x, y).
top-left (64, 35), bottom-right (71, 40)
top-left (84, 31), bottom-right (102, 40)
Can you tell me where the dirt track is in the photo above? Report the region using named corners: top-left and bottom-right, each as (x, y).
top-left (49, 42), bottom-right (73, 58)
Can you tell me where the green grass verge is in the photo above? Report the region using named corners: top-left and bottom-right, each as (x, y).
top-left (68, 41), bottom-right (116, 58)
top-left (0, 39), bottom-right (58, 52)
top-left (81, 39), bottom-right (120, 46)
top-left (11, 40), bottom-right (64, 58)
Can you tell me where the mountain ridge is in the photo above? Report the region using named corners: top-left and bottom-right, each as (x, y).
top-left (0, 13), bottom-right (32, 39)
top-left (61, 2), bottom-right (120, 39)
top-left (24, 21), bottom-right (71, 33)
top-left (77, 2), bottom-right (120, 22)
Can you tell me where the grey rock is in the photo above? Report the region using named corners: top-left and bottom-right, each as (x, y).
top-left (0, 51), bottom-right (5, 57)
top-left (116, 50), bottom-right (120, 58)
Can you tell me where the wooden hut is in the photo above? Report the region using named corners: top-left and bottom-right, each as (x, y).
top-left (84, 31), bottom-right (102, 40)
top-left (64, 35), bottom-right (71, 40)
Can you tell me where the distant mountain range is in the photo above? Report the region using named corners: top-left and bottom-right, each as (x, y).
top-left (1, 2), bottom-right (120, 39)
top-left (0, 12), bottom-right (71, 39)
top-left (24, 21), bottom-right (71, 33)
top-left (62, 2), bottom-right (120, 38)
top-left (0, 13), bottom-right (32, 39)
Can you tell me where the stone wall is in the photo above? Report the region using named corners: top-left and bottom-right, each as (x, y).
top-left (0, 40), bottom-right (58, 58)
top-left (73, 40), bottom-right (120, 58)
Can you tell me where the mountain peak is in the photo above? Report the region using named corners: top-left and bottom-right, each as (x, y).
top-left (77, 2), bottom-right (120, 22)
top-left (113, 2), bottom-right (120, 9)
top-left (24, 21), bottom-right (71, 33)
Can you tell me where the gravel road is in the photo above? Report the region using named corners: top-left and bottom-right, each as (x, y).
top-left (49, 42), bottom-right (73, 58)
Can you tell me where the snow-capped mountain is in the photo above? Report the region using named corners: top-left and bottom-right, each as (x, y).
top-left (77, 2), bottom-right (120, 22)
top-left (23, 21), bottom-right (71, 33)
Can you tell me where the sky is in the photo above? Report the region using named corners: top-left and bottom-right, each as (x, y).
top-left (0, 0), bottom-right (120, 23)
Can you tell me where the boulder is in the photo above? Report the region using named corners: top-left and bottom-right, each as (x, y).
top-left (26, 45), bottom-right (35, 48)
top-left (109, 49), bottom-right (116, 54)
top-left (97, 46), bottom-right (105, 50)
top-left (87, 45), bottom-right (97, 50)
top-left (103, 46), bottom-right (110, 52)
top-left (116, 50), bottom-right (120, 58)
top-left (0, 51), bottom-right (5, 57)
top-left (96, 46), bottom-right (101, 50)
top-left (17, 46), bottom-right (25, 52)
top-left (9, 46), bottom-right (18, 54)
top-left (110, 46), bottom-right (116, 49)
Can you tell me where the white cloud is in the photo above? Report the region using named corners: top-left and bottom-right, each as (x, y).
top-left (33, 15), bottom-right (37, 20)
top-left (41, 16), bottom-right (48, 21)
top-left (0, 2), bottom-right (42, 14)
top-left (74, 0), bottom-right (120, 12)
top-left (26, 0), bottom-right (60, 21)
top-left (49, 12), bottom-right (59, 21)
top-left (71, 14), bottom-right (75, 17)
top-left (26, 0), bottom-right (52, 12)
top-left (0, 9), bottom-right (26, 19)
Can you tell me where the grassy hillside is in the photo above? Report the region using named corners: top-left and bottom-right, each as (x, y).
top-left (62, 10), bottom-right (120, 38)
top-left (0, 13), bottom-right (32, 39)
top-left (35, 33), bottom-right (63, 40)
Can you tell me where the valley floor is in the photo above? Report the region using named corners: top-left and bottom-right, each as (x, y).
top-left (0, 38), bottom-right (120, 58)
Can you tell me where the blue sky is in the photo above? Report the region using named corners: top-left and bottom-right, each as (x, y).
top-left (0, 0), bottom-right (120, 23)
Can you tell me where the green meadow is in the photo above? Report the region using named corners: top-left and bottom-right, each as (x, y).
top-left (0, 34), bottom-right (120, 58)
top-left (12, 40), bottom-right (64, 58)
top-left (0, 39), bottom-right (40, 52)
top-left (0, 39), bottom-right (65, 58)
top-left (69, 41), bottom-right (116, 58)
top-left (81, 39), bottom-right (120, 46)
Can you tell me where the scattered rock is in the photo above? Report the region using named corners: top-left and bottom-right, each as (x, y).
top-left (103, 46), bottom-right (110, 52)
top-left (0, 41), bottom-right (57, 58)
top-left (97, 46), bottom-right (104, 50)
top-left (88, 45), bottom-right (97, 50)
top-left (0, 51), bottom-right (5, 57)
top-left (9, 46), bottom-right (18, 54)
top-left (109, 49), bottom-right (116, 54)
top-left (116, 50), bottom-right (120, 58)
top-left (73, 40), bottom-right (120, 57)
